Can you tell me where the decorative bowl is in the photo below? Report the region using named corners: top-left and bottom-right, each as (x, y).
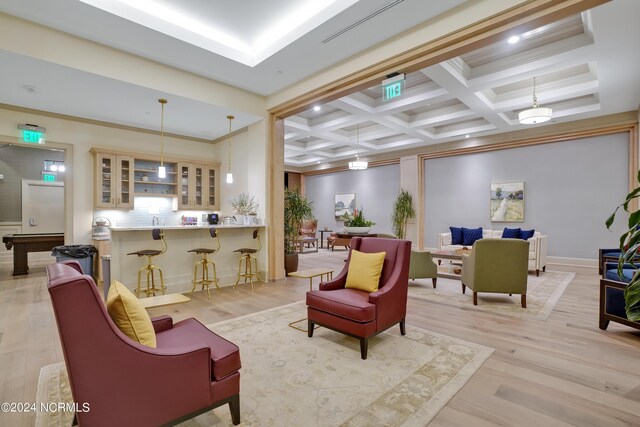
top-left (343, 226), bottom-right (371, 234)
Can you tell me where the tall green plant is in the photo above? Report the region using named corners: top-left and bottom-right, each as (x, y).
top-left (392, 189), bottom-right (415, 239)
top-left (284, 187), bottom-right (315, 255)
top-left (606, 170), bottom-right (640, 321)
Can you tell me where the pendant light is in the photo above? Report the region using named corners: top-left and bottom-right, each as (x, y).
top-left (348, 123), bottom-right (368, 170)
top-left (226, 115), bottom-right (234, 184)
top-left (157, 98), bottom-right (167, 178)
top-left (518, 77), bottom-right (552, 124)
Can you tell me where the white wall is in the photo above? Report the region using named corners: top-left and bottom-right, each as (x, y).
top-left (304, 164), bottom-right (400, 234)
top-left (423, 133), bottom-right (630, 259)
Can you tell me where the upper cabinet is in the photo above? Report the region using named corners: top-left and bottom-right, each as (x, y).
top-left (92, 149), bottom-right (219, 210)
top-left (95, 153), bottom-right (134, 209)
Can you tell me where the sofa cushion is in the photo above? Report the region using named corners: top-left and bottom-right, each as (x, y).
top-left (605, 268), bottom-right (634, 283)
top-left (450, 227), bottom-right (463, 245)
top-left (345, 250), bottom-right (386, 293)
top-left (521, 229), bottom-right (535, 240)
top-left (156, 318), bottom-right (241, 381)
top-left (306, 289), bottom-right (376, 322)
top-left (462, 227), bottom-right (483, 246)
top-left (502, 228), bottom-right (521, 239)
top-left (106, 280), bottom-right (156, 348)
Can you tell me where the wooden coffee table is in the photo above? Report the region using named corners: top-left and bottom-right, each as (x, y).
top-left (296, 236), bottom-right (318, 253)
top-left (432, 248), bottom-right (472, 280)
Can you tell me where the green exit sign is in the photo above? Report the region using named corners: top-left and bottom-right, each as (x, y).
top-left (43, 174), bottom-right (56, 182)
top-left (382, 74), bottom-right (405, 102)
top-left (21, 130), bottom-right (44, 144)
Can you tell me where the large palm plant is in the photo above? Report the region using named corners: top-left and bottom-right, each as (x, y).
top-left (284, 187), bottom-right (314, 255)
top-left (392, 189), bottom-right (415, 239)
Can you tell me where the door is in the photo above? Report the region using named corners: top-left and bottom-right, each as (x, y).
top-left (22, 180), bottom-right (65, 233)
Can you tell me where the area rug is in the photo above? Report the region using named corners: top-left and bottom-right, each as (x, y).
top-left (409, 271), bottom-right (575, 320)
top-left (36, 301), bottom-right (493, 427)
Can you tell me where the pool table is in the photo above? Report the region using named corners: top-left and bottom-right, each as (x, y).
top-left (2, 233), bottom-right (65, 276)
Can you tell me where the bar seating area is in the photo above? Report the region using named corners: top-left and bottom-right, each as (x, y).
top-left (188, 227), bottom-right (222, 299)
top-left (126, 228), bottom-right (167, 297)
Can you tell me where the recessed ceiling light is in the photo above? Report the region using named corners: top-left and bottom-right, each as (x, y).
top-left (317, 161), bottom-right (320, 164)
top-left (508, 35), bottom-right (520, 44)
top-left (465, 134), bottom-right (470, 138)
top-left (313, 105), bottom-right (321, 112)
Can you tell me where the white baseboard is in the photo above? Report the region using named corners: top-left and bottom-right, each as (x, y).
top-left (547, 256), bottom-right (597, 269)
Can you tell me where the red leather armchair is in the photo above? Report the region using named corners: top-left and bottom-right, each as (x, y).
top-left (46, 261), bottom-right (241, 427)
top-left (306, 237), bottom-right (411, 359)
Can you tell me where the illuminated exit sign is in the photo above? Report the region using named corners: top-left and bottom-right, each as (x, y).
top-left (382, 73), bottom-right (405, 102)
top-left (42, 174), bottom-right (56, 182)
top-left (18, 124), bottom-right (46, 144)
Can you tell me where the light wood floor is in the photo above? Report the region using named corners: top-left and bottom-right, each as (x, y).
top-left (1, 252), bottom-right (639, 426)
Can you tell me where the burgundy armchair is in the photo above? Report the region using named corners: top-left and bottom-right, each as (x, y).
top-left (306, 237), bottom-right (411, 359)
top-left (46, 261), bottom-right (241, 427)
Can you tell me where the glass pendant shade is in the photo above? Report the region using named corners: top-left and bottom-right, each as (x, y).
top-left (158, 166), bottom-right (167, 178)
top-left (348, 160), bottom-right (368, 170)
top-left (226, 115), bottom-right (234, 184)
top-left (226, 172), bottom-right (233, 184)
top-left (158, 98), bottom-right (167, 179)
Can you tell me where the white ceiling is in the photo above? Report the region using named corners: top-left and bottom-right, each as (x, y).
top-left (283, 0), bottom-right (640, 167)
top-left (0, 0), bottom-right (468, 140)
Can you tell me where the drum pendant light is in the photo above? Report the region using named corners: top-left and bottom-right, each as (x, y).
top-left (519, 77), bottom-right (552, 125)
top-left (226, 115), bottom-right (234, 184)
top-left (158, 98), bottom-right (167, 178)
top-left (348, 123), bottom-right (368, 170)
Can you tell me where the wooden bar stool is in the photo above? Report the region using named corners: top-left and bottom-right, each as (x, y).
top-left (233, 229), bottom-right (263, 291)
top-left (126, 228), bottom-right (167, 297)
top-left (187, 228), bottom-right (221, 299)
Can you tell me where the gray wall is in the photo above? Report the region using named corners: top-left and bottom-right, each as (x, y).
top-left (304, 164), bottom-right (400, 234)
top-left (424, 133), bottom-right (629, 259)
top-left (0, 145), bottom-right (64, 221)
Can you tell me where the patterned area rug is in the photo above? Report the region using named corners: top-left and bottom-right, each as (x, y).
top-left (409, 271), bottom-right (575, 320)
top-left (36, 302), bottom-right (493, 427)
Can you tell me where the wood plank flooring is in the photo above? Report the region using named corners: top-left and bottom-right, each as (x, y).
top-left (0, 252), bottom-right (639, 426)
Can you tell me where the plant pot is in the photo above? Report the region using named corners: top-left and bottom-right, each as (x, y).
top-left (344, 226), bottom-right (371, 234)
top-left (284, 252), bottom-right (299, 274)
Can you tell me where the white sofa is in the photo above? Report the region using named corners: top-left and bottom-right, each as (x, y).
top-left (437, 229), bottom-right (548, 276)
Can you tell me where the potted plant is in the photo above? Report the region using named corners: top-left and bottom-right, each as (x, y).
top-left (344, 208), bottom-right (375, 233)
top-left (230, 193), bottom-right (258, 225)
top-left (284, 187), bottom-right (314, 273)
top-left (392, 189), bottom-right (415, 239)
top-left (606, 173), bottom-right (640, 321)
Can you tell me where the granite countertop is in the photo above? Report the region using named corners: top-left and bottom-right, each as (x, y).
top-left (110, 224), bottom-right (266, 231)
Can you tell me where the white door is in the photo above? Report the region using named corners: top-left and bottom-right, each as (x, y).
top-left (21, 180), bottom-right (65, 233)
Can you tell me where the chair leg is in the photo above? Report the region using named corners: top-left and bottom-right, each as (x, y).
top-left (72, 413), bottom-right (78, 426)
top-left (308, 319), bottom-right (314, 337)
top-left (189, 259), bottom-right (201, 296)
top-left (543, 266), bottom-right (546, 272)
top-left (136, 267), bottom-right (143, 297)
top-left (203, 262), bottom-right (211, 300)
top-left (461, 283), bottom-right (466, 294)
top-left (438, 260), bottom-right (441, 265)
top-left (536, 269), bottom-right (540, 277)
top-left (157, 267), bottom-right (166, 295)
top-left (521, 294), bottom-right (527, 308)
top-left (599, 318), bottom-right (610, 330)
top-left (229, 394), bottom-right (240, 426)
top-left (473, 291), bottom-right (478, 306)
top-left (432, 277), bottom-right (437, 288)
top-left (209, 260), bottom-right (221, 292)
top-left (360, 337), bottom-right (368, 360)
top-left (399, 318), bottom-right (406, 335)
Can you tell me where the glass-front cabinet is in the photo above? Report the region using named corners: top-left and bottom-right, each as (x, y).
top-left (204, 165), bottom-right (220, 210)
top-left (178, 163), bottom-right (205, 210)
top-left (95, 153), bottom-right (134, 209)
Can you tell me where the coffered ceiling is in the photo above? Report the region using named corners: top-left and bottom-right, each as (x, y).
top-left (284, 1), bottom-right (640, 168)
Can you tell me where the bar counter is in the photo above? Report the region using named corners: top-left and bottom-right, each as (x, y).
top-left (110, 225), bottom-right (267, 293)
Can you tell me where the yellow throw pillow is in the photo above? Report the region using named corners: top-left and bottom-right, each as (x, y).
top-left (345, 250), bottom-right (386, 293)
top-left (106, 280), bottom-right (156, 348)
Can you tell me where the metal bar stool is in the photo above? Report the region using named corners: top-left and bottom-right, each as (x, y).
top-left (187, 228), bottom-right (221, 299)
top-left (126, 228), bottom-right (167, 297)
top-left (233, 229), bottom-right (263, 291)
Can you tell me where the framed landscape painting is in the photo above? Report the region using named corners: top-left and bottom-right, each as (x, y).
top-left (335, 193), bottom-right (356, 220)
top-left (490, 182), bottom-right (524, 222)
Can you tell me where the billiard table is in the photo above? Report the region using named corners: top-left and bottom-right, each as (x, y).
top-left (2, 233), bottom-right (65, 276)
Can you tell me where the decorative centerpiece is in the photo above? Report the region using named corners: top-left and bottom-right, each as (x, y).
top-left (344, 208), bottom-right (375, 233)
top-left (229, 193), bottom-right (259, 225)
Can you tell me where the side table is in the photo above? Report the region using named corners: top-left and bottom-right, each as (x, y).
top-left (319, 230), bottom-right (333, 249)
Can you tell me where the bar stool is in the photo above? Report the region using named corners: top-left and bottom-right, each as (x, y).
top-left (187, 228), bottom-right (221, 300)
top-left (127, 228), bottom-right (167, 297)
top-left (233, 229), bottom-right (263, 290)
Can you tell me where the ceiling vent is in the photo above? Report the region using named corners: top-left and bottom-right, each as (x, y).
top-left (322, 0), bottom-right (405, 44)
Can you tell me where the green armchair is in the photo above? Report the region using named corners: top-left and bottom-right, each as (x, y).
top-left (461, 239), bottom-right (529, 307)
top-left (409, 250), bottom-right (438, 288)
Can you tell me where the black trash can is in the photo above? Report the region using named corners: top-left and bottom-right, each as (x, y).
top-left (52, 245), bottom-right (98, 277)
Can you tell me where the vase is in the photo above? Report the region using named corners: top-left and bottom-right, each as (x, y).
top-left (343, 226), bottom-right (371, 233)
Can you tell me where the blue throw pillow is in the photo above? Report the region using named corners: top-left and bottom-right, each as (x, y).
top-left (450, 227), bottom-right (463, 245)
top-left (502, 228), bottom-right (521, 239)
top-left (462, 227), bottom-right (483, 246)
top-left (520, 229), bottom-right (535, 240)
